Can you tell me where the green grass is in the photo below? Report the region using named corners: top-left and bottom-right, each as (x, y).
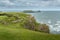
top-left (0, 12), bottom-right (60, 40)
top-left (0, 26), bottom-right (60, 40)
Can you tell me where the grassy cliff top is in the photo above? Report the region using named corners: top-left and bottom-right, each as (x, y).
top-left (0, 12), bottom-right (60, 40)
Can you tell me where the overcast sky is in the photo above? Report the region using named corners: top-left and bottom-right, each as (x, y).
top-left (0, 0), bottom-right (60, 11)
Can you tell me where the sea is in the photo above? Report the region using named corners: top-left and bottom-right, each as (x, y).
top-left (26, 11), bottom-right (60, 34)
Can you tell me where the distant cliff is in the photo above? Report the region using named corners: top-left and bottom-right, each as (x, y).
top-left (22, 10), bottom-right (41, 13)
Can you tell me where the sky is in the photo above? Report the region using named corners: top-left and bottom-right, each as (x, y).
top-left (0, 0), bottom-right (60, 11)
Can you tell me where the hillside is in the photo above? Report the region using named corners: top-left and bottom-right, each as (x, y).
top-left (0, 12), bottom-right (60, 40)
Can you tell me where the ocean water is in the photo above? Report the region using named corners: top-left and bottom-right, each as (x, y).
top-left (27, 11), bottom-right (60, 34)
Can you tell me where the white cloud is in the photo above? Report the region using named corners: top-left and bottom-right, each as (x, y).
top-left (0, 0), bottom-right (60, 8)
top-left (0, 0), bottom-right (15, 5)
top-left (20, 0), bottom-right (60, 7)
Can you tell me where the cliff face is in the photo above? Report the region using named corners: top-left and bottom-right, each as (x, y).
top-left (35, 24), bottom-right (49, 33)
top-left (0, 12), bottom-right (49, 33)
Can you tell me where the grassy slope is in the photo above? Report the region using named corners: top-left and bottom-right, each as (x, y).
top-left (0, 26), bottom-right (60, 40)
top-left (0, 12), bottom-right (60, 40)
